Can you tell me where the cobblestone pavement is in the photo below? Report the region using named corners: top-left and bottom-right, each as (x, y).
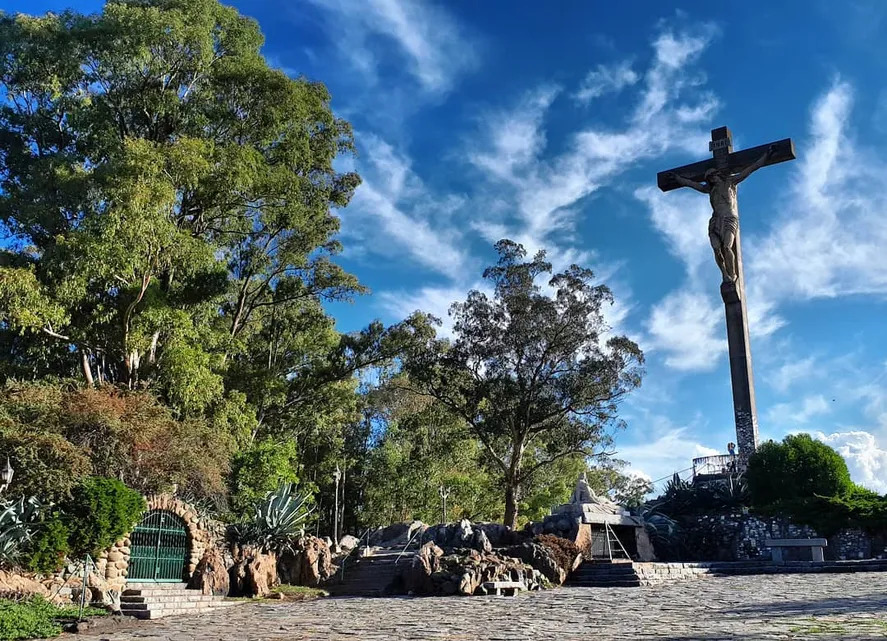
top-left (69, 573), bottom-right (887, 640)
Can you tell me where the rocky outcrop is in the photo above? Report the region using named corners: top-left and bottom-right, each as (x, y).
top-left (0, 570), bottom-right (50, 598)
top-left (367, 521), bottom-right (427, 548)
top-left (504, 536), bottom-right (582, 585)
top-left (400, 546), bottom-right (546, 596)
top-left (229, 549), bottom-right (277, 598)
top-left (188, 547), bottom-right (230, 596)
top-left (424, 520), bottom-right (522, 552)
top-left (402, 542), bottom-right (443, 594)
top-left (277, 536), bottom-right (335, 587)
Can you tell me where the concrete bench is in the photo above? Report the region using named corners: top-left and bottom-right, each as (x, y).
top-left (765, 538), bottom-right (827, 563)
top-left (482, 581), bottom-right (526, 596)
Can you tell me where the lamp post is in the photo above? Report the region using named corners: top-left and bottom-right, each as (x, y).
top-left (0, 457), bottom-right (13, 494)
top-left (333, 465), bottom-right (341, 549)
top-left (438, 485), bottom-right (451, 524)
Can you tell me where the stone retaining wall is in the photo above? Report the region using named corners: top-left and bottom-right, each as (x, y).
top-left (689, 512), bottom-right (882, 561)
top-left (632, 562), bottom-right (711, 585)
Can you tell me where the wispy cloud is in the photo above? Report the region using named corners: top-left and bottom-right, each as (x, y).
top-left (574, 61), bottom-right (638, 104)
top-left (304, 0), bottom-right (478, 95)
top-left (748, 79), bottom-right (887, 320)
top-left (345, 134), bottom-right (470, 279)
top-left (466, 21), bottom-right (719, 277)
top-left (767, 394), bottom-right (832, 426)
top-left (644, 290), bottom-right (723, 371)
top-left (765, 356), bottom-right (818, 394)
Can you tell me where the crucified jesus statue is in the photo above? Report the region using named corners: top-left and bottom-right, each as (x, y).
top-left (668, 144), bottom-right (777, 283)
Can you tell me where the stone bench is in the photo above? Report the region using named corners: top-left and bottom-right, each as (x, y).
top-left (765, 538), bottom-right (827, 563)
top-left (482, 581), bottom-right (526, 596)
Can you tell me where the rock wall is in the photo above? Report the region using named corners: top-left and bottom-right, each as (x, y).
top-left (688, 512), bottom-right (881, 561)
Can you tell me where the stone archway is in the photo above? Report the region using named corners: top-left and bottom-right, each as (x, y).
top-left (98, 494), bottom-right (215, 591)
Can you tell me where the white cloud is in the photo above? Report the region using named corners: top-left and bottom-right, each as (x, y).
top-left (644, 290), bottom-right (723, 371)
top-left (765, 356), bottom-right (818, 394)
top-left (378, 283), bottom-right (482, 337)
top-left (617, 418), bottom-right (721, 491)
top-left (467, 22), bottom-right (719, 271)
top-left (574, 60), bottom-right (638, 104)
top-left (304, 0), bottom-right (477, 94)
top-left (634, 186), bottom-right (711, 283)
top-left (766, 394), bottom-right (831, 427)
top-left (747, 79), bottom-right (887, 323)
top-left (814, 430), bottom-right (887, 493)
top-left (346, 134), bottom-right (470, 278)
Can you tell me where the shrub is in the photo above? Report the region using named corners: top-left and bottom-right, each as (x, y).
top-left (25, 514), bottom-right (70, 575)
top-left (0, 596), bottom-right (106, 640)
top-left (746, 434), bottom-right (853, 508)
top-left (534, 534), bottom-right (581, 573)
top-left (62, 478), bottom-right (145, 558)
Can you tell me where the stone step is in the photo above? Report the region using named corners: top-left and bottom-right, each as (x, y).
top-left (121, 599), bottom-right (237, 619)
top-left (123, 588), bottom-right (203, 597)
top-left (121, 594), bottom-right (220, 604)
top-left (125, 582), bottom-right (188, 590)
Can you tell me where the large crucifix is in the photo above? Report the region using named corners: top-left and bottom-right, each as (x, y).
top-left (657, 127), bottom-right (796, 462)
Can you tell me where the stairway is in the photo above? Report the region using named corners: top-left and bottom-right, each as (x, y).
top-left (121, 583), bottom-right (238, 619)
top-left (325, 550), bottom-right (413, 597)
top-left (565, 560), bottom-right (641, 587)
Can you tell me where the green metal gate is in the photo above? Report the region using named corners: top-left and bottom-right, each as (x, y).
top-left (127, 510), bottom-right (189, 582)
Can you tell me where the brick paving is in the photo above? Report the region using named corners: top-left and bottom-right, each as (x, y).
top-left (68, 572), bottom-right (887, 640)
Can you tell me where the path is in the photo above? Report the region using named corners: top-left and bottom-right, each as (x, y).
top-left (68, 572), bottom-right (887, 640)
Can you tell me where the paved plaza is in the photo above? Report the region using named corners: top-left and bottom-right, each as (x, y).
top-left (71, 573), bottom-right (887, 640)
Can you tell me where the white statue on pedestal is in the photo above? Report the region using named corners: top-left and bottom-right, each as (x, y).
top-left (570, 472), bottom-right (624, 515)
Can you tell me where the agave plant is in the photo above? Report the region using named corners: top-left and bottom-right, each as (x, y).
top-left (229, 483), bottom-right (314, 553)
top-left (0, 496), bottom-right (43, 565)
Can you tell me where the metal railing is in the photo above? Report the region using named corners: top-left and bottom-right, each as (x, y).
top-left (692, 454), bottom-right (739, 478)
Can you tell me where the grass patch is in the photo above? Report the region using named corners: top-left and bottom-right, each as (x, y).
top-left (0, 595), bottom-right (107, 640)
top-left (224, 585), bottom-right (328, 603)
top-left (788, 617), bottom-right (887, 636)
top-left (270, 585), bottom-right (328, 601)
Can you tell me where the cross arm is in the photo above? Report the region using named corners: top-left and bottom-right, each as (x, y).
top-left (657, 138), bottom-right (796, 192)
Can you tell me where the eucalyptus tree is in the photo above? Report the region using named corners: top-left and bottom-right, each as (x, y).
top-left (0, 0), bottom-right (360, 415)
top-left (405, 240), bottom-right (644, 528)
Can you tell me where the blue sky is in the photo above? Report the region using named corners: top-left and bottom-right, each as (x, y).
top-left (8, 0), bottom-right (887, 493)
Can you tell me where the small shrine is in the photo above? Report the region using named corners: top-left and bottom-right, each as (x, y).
top-left (541, 473), bottom-right (654, 561)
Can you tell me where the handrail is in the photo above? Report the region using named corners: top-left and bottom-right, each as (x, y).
top-left (338, 527), bottom-right (371, 583)
top-left (394, 526), bottom-right (424, 565)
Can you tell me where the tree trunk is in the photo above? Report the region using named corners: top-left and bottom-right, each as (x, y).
top-left (503, 480), bottom-right (520, 530)
top-left (80, 350), bottom-right (95, 387)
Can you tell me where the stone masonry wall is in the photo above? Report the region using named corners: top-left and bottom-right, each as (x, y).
top-left (690, 512), bottom-right (880, 561)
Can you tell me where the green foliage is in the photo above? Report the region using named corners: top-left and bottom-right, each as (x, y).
top-left (0, 596), bottom-right (106, 640)
top-left (747, 434), bottom-right (853, 507)
top-left (646, 473), bottom-right (749, 519)
top-left (25, 514), bottom-right (70, 575)
top-left (0, 381), bottom-right (237, 501)
top-left (0, 497), bottom-right (42, 566)
top-left (404, 240), bottom-right (644, 527)
top-left (62, 478), bottom-right (145, 558)
top-left (0, 0), bottom-right (361, 411)
top-left (229, 439), bottom-right (300, 515)
top-left (229, 483), bottom-right (314, 553)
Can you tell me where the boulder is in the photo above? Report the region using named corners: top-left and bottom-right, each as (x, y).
top-left (0, 570), bottom-right (50, 598)
top-left (472, 529), bottom-right (492, 554)
top-left (188, 547), bottom-right (230, 596)
top-left (277, 536), bottom-right (334, 587)
top-left (229, 549), bottom-right (277, 598)
top-left (339, 535), bottom-right (361, 551)
top-left (401, 542), bottom-right (443, 594)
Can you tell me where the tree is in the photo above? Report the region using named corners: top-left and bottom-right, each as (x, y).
top-left (746, 433), bottom-right (853, 508)
top-left (0, 0), bottom-right (361, 411)
top-left (405, 240), bottom-right (643, 528)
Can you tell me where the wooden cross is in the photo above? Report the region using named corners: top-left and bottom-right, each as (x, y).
top-left (657, 126), bottom-right (795, 192)
top-left (655, 126), bottom-right (796, 464)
